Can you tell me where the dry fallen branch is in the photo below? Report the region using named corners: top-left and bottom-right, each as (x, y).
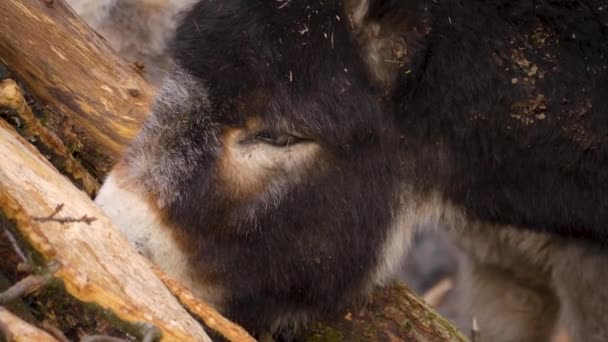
top-left (0, 119), bottom-right (213, 341)
top-left (471, 318), bottom-right (479, 342)
top-left (300, 282), bottom-right (468, 341)
top-left (41, 320), bottom-right (71, 342)
top-left (2, 227), bottom-right (27, 263)
top-left (151, 265), bottom-right (256, 342)
top-left (0, 79), bottom-right (99, 197)
top-left (0, 306), bottom-right (60, 342)
top-left (80, 323), bottom-right (160, 342)
top-left (80, 336), bottom-right (128, 342)
top-left (0, 0), bottom-right (154, 177)
top-left (0, 120), bottom-right (253, 340)
top-left (422, 277), bottom-right (454, 308)
top-left (0, 272), bottom-right (54, 305)
top-left (32, 203), bottom-right (97, 226)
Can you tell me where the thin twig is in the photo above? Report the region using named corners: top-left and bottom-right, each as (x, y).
top-left (17, 262), bottom-right (34, 273)
top-left (137, 322), bottom-right (161, 342)
top-left (150, 264), bottom-right (255, 342)
top-left (2, 226), bottom-right (27, 262)
top-left (0, 273), bottom-right (53, 304)
top-left (80, 336), bottom-right (127, 342)
top-left (276, 0), bottom-right (291, 9)
top-left (471, 317), bottom-right (479, 342)
top-left (422, 277), bottom-right (453, 308)
top-left (0, 260), bottom-right (59, 304)
top-left (42, 320), bottom-right (70, 342)
top-left (39, 203), bottom-right (64, 220)
top-left (32, 203), bottom-right (97, 226)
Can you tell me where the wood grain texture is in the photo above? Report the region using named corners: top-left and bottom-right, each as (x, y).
top-left (0, 79), bottom-right (99, 197)
top-left (302, 283), bottom-right (468, 342)
top-left (0, 307), bottom-right (59, 342)
top-left (0, 119), bottom-right (210, 341)
top-left (0, 0), bottom-right (154, 176)
top-left (151, 265), bottom-right (256, 342)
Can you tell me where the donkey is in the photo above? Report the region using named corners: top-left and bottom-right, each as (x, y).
top-left (93, 0), bottom-right (608, 340)
top-left (67, 0), bottom-right (197, 85)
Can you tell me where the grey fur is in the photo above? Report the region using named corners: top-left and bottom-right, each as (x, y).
top-left (67, 0), bottom-right (196, 85)
top-left (123, 67), bottom-right (220, 207)
top-left (447, 222), bottom-right (608, 341)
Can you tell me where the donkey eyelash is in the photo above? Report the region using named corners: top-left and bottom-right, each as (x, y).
top-left (240, 131), bottom-right (311, 147)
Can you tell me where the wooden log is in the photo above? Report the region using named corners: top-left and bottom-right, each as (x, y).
top-left (0, 306), bottom-right (59, 342)
top-left (151, 265), bottom-right (256, 342)
top-left (301, 282), bottom-right (468, 342)
top-left (0, 0), bottom-right (154, 177)
top-left (0, 119), bottom-right (212, 341)
top-left (0, 79), bottom-right (99, 197)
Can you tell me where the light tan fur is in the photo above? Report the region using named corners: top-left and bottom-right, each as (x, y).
top-left (95, 170), bottom-right (225, 309)
top-left (218, 124), bottom-right (323, 200)
top-left (373, 191), bottom-right (446, 287)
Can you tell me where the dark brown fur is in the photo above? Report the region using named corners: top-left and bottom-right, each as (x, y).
top-left (94, 1), bottom-right (608, 340)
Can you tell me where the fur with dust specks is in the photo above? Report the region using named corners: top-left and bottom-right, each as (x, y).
top-left (379, 1), bottom-right (608, 340)
top-left (99, 0), bottom-right (406, 334)
top-left (95, 0), bottom-right (608, 340)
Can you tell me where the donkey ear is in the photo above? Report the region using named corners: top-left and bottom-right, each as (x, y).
top-left (343, 0), bottom-right (417, 89)
top-left (343, 0), bottom-right (371, 30)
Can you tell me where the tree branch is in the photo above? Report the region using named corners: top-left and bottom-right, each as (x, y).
top-left (0, 119), bottom-right (213, 341)
top-left (0, 306), bottom-right (60, 342)
top-left (0, 0), bottom-right (153, 177)
top-left (0, 79), bottom-right (99, 197)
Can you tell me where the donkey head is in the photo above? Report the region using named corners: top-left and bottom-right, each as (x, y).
top-left (96, 0), bottom-right (414, 333)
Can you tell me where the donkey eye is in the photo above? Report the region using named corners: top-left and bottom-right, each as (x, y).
top-left (241, 131), bottom-right (309, 147)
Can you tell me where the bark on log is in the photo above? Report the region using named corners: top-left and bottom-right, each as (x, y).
top-left (300, 282), bottom-right (467, 341)
top-left (0, 119), bottom-right (212, 341)
top-left (0, 79), bottom-right (99, 197)
top-left (0, 0), bottom-right (154, 177)
top-left (0, 306), bottom-right (59, 342)
top-left (0, 0), bottom-right (469, 341)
